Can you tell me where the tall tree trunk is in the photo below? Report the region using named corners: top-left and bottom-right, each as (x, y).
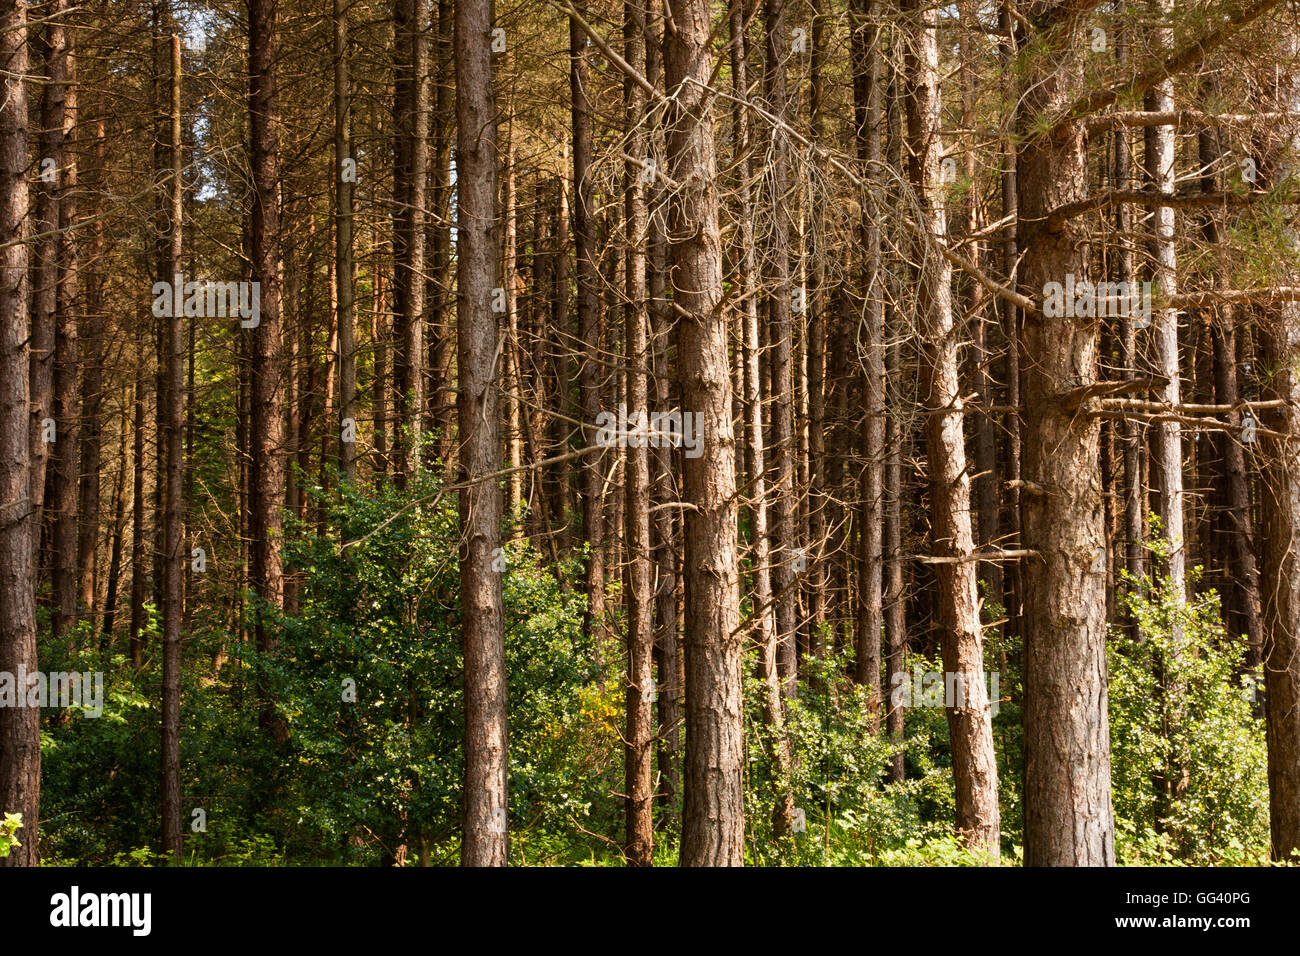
top-left (30, 0), bottom-right (73, 609)
top-left (1144, 0), bottom-right (1185, 599)
top-left (851, 0), bottom-right (883, 726)
top-left (502, 123), bottom-right (524, 525)
top-left (1016, 9), bottom-right (1114, 867)
top-left (392, 0), bottom-right (427, 486)
top-left (622, 0), bottom-right (654, 865)
top-left (249, 0), bottom-right (286, 740)
top-left (997, 0), bottom-right (1023, 643)
top-left (903, 0), bottom-right (999, 857)
top-left (0, 0), bottom-right (37, 867)
top-left (666, 0), bottom-right (744, 866)
top-left (571, 8), bottom-right (607, 665)
top-left (883, 61), bottom-right (907, 784)
top-left (762, 0), bottom-right (799, 697)
top-left (130, 333), bottom-right (148, 667)
top-left (883, 323), bottom-right (906, 782)
top-left (644, 0), bottom-right (678, 814)
top-left (77, 118), bottom-right (107, 621)
top-left (805, 0), bottom-right (829, 661)
top-left (960, 3), bottom-right (1000, 611)
top-left (101, 401), bottom-right (129, 648)
top-left (429, 0), bottom-right (455, 468)
top-left (49, 24), bottom-right (78, 644)
top-left (1258, 36), bottom-right (1300, 862)
top-left (1198, 116), bottom-right (1261, 664)
top-left (335, 0), bottom-right (356, 484)
top-left (1114, 18), bottom-right (1145, 602)
top-left (160, 34), bottom-right (184, 863)
top-left (456, 0), bottom-right (508, 866)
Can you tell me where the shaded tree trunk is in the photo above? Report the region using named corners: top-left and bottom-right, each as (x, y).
top-left (0, 0), bottom-right (37, 867)
top-left (160, 34), bottom-right (183, 863)
top-left (249, 0), bottom-right (286, 739)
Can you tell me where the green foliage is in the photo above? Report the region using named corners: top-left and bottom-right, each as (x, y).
top-left (1109, 560), bottom-right (1270, 864)
top-left (250, 469), bottom-right (605, 863)
top-left (0, 812), bottom-right (20, 858)
top-left (744, 647), bottom-right (959, 866)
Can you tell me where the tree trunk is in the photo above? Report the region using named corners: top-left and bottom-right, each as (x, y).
top-left (666, 0), bottom-right (744, 866)
top-left (621, 0), bottom-right (654, 865)
top-left (160, 34), bottom-right (184, 863)
top-left (456, 0), bottom-right (508, 866)
top-left (335, 0), bottom-right (356, 484)
top-left (903, 0), bottom-right (999, 857)
top-left (762, 0), bottom-right (799, 697)
top-left (0, 0), bottom-right (37, 867)
top-left (1258, 37), bottom-right (1300, 861)
top-left (249, 0), bottom-right (286, 739)
top-left (1016, 10), bottom-right (1114, 867)
top-left (571, 8), bottom-right (607, 666)
top-left (77, 119), bottom-right (107, 622)
top-left (392, 0), bottom-right (427, 486)
top-left (851, 0), bottom-right (883, 726)
top-left (1144, 0), bottom-right (1185, 599)
top-left (49, 25), bottom-right (79, 645)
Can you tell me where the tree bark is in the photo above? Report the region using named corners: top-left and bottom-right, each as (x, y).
top-left (903, 0), bottom-right (999, 857)
top-left (571, 8), bottom-right (608, 666)
top-left (335, 0), bottom-right (356, 484)
top-left (666, 0), bottom-right (744, 866)
top-left (392, 0), bottom-right (427, 486)
top-left (249, 0), bottom-right (286, 739)
top-left (160, 34), bottom-right (184, 863)
top-left (0, 0), bottom-right (37, 867)
top-left (851, 0), bottom-right (884, 726)
top-left (1144, 0), bottom-right (1185, 598)
top-left (49, 22), bottom-right (78, 645)
top-left (622, 0), bottom-right (654, 865)
top-left (456, 0), bottom-right (508, 866)
top-left (762, 0), bottom-right (799, 697)
top-left (1017, 8), bottom-right (1114, 867)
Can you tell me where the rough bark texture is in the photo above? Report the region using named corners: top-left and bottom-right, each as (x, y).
top-left (1259, 37), bottom-right (1300, 861)
top-left (249, 0), bottom-right (286, 736)
top-left (666, 0), bottom-right (744, 866)
top-left (392, 0), bottom-right (427, 485)
top-left (77, 119), bottom-right (107, 622)
top-left (335, 0), bottom-right (356, 483)
top-left (622, 0), bottom-right (653, 866)
top-left (762, 0), bottom-right (799, 696)
top-left (571, 10), bottom-right (607, 664)
top-left (903, 0), bottom-right (1000, 856)
top-left (0, 0), bottom-right (37, 867)
top-left (30, 0), bottom-right (73, 600)
top-left (49, 24), bottom-right (78, 645)
top-left (160, 34), bottom-right (183, 863)
top-left (456, 0), bottom-right (508, 866)
top-left (1017, 8), bottom-right (1115, 867)
top-left (851, 0), bottom-right (883, 725)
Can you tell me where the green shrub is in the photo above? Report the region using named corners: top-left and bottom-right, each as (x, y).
top-left (1109, 559), bottom-right (1270, 864)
